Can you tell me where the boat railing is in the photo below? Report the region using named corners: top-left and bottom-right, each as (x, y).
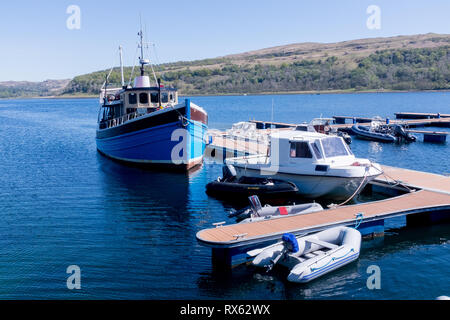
top-left (101, 111), bottom-right (145, 129)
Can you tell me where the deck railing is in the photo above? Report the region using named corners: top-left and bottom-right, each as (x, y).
top-left (100, 111), bottom-right (144, 129)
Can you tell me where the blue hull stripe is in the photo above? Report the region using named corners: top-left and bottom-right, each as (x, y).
top-left (295, 252), bottom-right (360, 282)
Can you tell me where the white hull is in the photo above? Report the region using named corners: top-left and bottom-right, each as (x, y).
top-left (233, 166), bottom-right (375, 200)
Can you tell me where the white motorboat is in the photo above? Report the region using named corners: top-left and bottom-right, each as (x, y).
top-left (230, 195), bottom-right (323, 223)
top-left (251, 226), bottom-right (361, 283)
top-left (226, 130), bottom-right (382, 200)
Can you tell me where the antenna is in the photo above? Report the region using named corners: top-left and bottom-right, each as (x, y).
top-left (271, 98), bottom-right (274, 128)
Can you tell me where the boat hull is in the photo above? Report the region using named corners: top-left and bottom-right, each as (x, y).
top-left (351, 125), bottom-right (396, 142)
top-left (205, 178), bottom-right (299, 200)
top-left (233, 167), bottom-right (374, 200)
top-left (96, 102), bottom-right (207, 171)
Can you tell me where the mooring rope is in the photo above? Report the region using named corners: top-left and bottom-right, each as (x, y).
top-left (354, 212), bottom-right (364, 229)
top-left (369, 164), bottom-right (415, 193)
top-left (327, 166), bottom-right (370, 209)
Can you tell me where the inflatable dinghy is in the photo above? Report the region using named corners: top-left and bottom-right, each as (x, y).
top-left (351, 124), bottom-right (396, 142)
top-left (351, 123), bottom-right (416, 143)
top-left (206, 165), bottom-right (298, 200)
top-left (230, 195), bottom-right (323, 223)
top-left (250, 226), bottom-right (361, 283)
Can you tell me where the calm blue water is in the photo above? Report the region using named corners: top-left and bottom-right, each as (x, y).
top-left (0, 92), bottom-right (449, 299)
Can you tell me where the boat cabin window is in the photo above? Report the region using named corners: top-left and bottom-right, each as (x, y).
top-left (312, 140), bottom-right (323, 159)
top-left (139, 93), bottom-right (149, 104)
top-left (161, 92), bottom-right (169, 103)
top-left (169, 93), bottom-right (174, 101)
top-left (290, 141), bottom-right (312, 158)
top-left (150, 92), bottom-right (159, 103)
top-left (128, 93), bottom-right (137, 104)
top-left (321, 137), bottom-right (349, 158)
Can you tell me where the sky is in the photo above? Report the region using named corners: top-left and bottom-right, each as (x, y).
top-left (0, 0), bottom-right (449, 82)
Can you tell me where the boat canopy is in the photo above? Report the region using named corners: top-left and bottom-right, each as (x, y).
top-left (270, 130), bottom-right (353, 163)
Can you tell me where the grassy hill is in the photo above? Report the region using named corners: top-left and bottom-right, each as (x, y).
top-left (63, 33), bottom-right (450, 96)
top-left (2, 33), bottom-right (450, 98)
top-left (0, 79), bottom-right (70, 99)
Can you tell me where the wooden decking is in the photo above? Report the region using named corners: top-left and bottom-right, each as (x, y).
top-left (197, 190), bottom-right (450, 245)
top-left (197, 166), bottom-right (450, 247)
top-left (376, 165), bottom-right (450, 194)
top-left (207, 134), bottom-right (268, 156)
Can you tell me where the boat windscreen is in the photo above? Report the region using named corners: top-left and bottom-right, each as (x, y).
top-left (312, 140), bottom-right (323, 159)
top-left (321, 137), bottom-right (349, 158)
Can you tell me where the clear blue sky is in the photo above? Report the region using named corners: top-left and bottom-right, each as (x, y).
top-left (1, 0), bottom-right (449, 81)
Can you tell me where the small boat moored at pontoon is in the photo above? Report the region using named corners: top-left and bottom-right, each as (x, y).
top-left (206, 165), bottom-right (298, 200)
top-left (351, 122), bottom-right (396, 142)
top-left (230, 195), bottom-right (323, 223)
top-left (226, 130), bottom-right (382, 200)
top-left (250, 226), bottom-right (361, 283)
top-left (351, 122), bottom-right (416, 143)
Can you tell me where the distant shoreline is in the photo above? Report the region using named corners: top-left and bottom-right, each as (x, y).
top-left (1, 88), bottom-right (449, 100)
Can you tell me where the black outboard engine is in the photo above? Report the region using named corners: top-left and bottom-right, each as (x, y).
top-left (222, 164), bottom-right (237, 182)
top-left (229, 195), bottom-right (262, 221)
top-left (393, 124), bottom-right (417, 142)
top-left (248, 195), bottom-right (262, 216)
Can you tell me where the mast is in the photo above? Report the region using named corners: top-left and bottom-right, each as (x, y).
top-left (138, 28), bottom-right (145, 76)
top-left (135, 20), bottom-right (158, 86)
top-left (119, 45), bottom-right (125, 88)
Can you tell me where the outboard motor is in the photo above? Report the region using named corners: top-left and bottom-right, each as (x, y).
top-left (248, 195), bottom-right (262, 216)
top-left (268, 233), bottom-right (299, 270)
top-left (282, 233), bottom-right (299, 253)
top-left (338, 131), bottom-right (352, 145)
top-left (393, 124), bottom-right (417, 142)
top-left (222, 164), bottom-right (237, 182)
top-left (229, 195), bottom-right (262, 221)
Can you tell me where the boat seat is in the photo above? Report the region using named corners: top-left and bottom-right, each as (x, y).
top-left (288, 254), bottom-right (306, 263)
top-left (305, 238), bottom-right (338, 249)
top-left (303, 253), bottom-right (317, 259)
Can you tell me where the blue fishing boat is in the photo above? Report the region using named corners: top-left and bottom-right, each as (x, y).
top-left (96, 29), bottom-right (208, 170)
